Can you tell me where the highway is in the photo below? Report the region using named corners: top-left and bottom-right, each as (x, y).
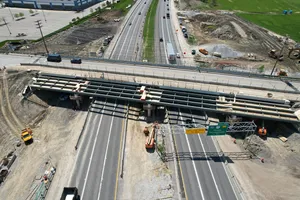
top-left (155, 0), bottom-right (181, 64)
top-left (109, 0), bottom-right (151, 61)
top-left (2, 53), bottom-right (299, 94)
top-left (168, 107), bottom-right (237, 200)
top-left (69, 99), bottom-right (126, 200)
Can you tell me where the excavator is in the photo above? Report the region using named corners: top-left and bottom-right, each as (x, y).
top-left (21, 128), bottom-right (33, 144)
top-left (145, 123), bottom-right (158, 149)
top-left (258, 121), bottom-right (267, 138)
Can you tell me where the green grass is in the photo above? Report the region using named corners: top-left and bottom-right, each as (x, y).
top-left (214, 0), bottom-right (300, 13)
top-left (113, 0), bottom-right (133, 13)
top-left (238, 13), bottom-right (300, 41)
top-left (143, 0), bottom-right (159, 62)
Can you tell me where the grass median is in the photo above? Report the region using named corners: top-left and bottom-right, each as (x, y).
top-left (143, 0), bottom-right (159, 63)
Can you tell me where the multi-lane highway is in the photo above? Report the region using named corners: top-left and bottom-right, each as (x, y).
top-left (69, 99), bottom-right (126, 200)
top-left (155, 0), bottom-right (181, 64)
top-left (109, 0), bottom-right (152, 61)
top-left (168, 107), bottom-right (237, 200)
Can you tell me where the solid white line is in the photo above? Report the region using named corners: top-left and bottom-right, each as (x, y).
top-left (118, 0), bottom-right (143, 60)
top-left (192, 113), bottom-right (223, 200)
top-left (167, 123), bottom-right (182, 200)
top-left (179, 110), bottom-right (205, 200)
top-left (97, 102), bottom-right (117, 200)
top-left (81, 101), bottom-right (106, 198)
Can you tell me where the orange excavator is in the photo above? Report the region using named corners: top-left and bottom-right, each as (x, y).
top-left (145, 123), bottom-right (159, 149)
top-left (258, 121), bottom-right (267, 137)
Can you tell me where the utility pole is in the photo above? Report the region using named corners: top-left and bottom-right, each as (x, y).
top-left (35, 20), bottom-right (49, 54)
top-left (270, 36), bottom-right (289, 76)
top-left (8, 7), bottom-right (14, 20)
top-left (2, 18), bottom-right (12, 35)
top-left (41, 9), bottom-right (47, 22)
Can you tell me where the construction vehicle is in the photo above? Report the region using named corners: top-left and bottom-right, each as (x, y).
top-left (277, 68), bottom-right (288, 76)
top-left (145, 123), bottom-right (158, 149)
top-left (268, 49), bottom-right (283, 61)
top-left (288, 46), bottom-right (300, 59)
top-left (199, 48), bottom-right (208, 55)
top-left (60, 187), bottom-right (80, 200)
top-left (167, 42), bottom-right (176, 61)
top-left (21, 128), bottom-right (33, 144)
top-left (258, 121), bottom-right (267, 138)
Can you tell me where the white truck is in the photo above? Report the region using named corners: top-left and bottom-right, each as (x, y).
top-left (60, 187), bottom-right (80, 200)
top-left (167, 43), bottom-right (176, 61)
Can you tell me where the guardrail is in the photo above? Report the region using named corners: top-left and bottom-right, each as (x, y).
top-left (212, 137), bottom-right (246, 200)
top-left (120, 103), bottom-right (129, 178)
top-left (20, 63), bottom-right (300, 96)
top-left (5, 50), bottom-right (300, 81)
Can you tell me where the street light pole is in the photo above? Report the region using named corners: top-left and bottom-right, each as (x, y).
top-left (41, 9), bottom-right (47, 22)
top-left (8, 7), bottom-right (14, 20)
top-left (270, 36), bottom-right (289, 76)
top-left (2, 18), bottom-right (12, 35)
top-left (35, 20), bottom-right (49, 54)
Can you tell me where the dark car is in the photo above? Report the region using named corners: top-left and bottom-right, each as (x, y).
top-left (191, 50), bottom-right (196, 55)
top-left (184, 33), bottom-right (188, 38)
top-left (47, 54), bottom-right (62, 62)
top-left (185, 119), bottom-right (194, 128)
top-left (129, 22), bottom-right (132, 26)
top-left (139, 12), bottom-right (141, 15)
top-left (167, 8), bottom-right (169, 11)
top-left (144, 2), bottom-right (146, 4)
top-left (167, 4), bottom-right (169, 6)
top-left (163, 16), bottom-right (165, 19)
top-left (160, 38), bottom-right (163, 42)
top-left (71, 58), bottom-right (82, 64)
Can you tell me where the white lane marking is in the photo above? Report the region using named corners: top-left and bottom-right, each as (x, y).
top-left (191, 112), bottom-right (223, 200)
top-left (97, 102), bottom-right (117, 200)
top-left (160, 3), bottom-right (168, 63)
top-left (179, 109), bottom-right (205, 200)
top-left (167, 123), bottom-right (182, 200)
top-left (124, 3), bottom-right (145, 60)
top-left (118, 0), bottom-right (143, 60)
top-left (81, 101), bottom-right (107, 198)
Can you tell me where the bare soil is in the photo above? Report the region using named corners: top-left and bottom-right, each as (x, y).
top-left (119, 107), bottom-right (174, 200)
top-left (3, 10), bottom-right (122, 57)
top-left (217, 121), bottom-right (300, 200)
top-left (0, 69), bottom-right (87, 200)
top-left (177, 9), bottom-right (300, 73)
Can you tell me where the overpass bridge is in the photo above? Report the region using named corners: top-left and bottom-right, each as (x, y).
top-left (29, 72), bottom-right (300, 123)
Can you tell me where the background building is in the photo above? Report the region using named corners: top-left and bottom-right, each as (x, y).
top-left (3, 0), bottom-right (104, 11)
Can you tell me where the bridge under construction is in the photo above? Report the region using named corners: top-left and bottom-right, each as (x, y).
top-left (28, 72), bottom-right (300, 123)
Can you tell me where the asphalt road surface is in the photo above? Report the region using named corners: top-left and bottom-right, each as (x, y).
top-left (168, 107), bottom-right (237, 200)
top-left (109, 0), bottom-right (151, 61)
top-left (70, 99), bottom-right (126, 200)
top-left (155, 0), bottom-right (181, 64)
top-left (2, 53), bottom-right (299, 93)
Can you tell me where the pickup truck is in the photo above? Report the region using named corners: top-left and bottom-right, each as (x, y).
top-left (60, 187), bottom-right (80, 200)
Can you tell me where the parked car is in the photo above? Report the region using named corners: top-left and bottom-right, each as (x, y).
top-left (138, 12), bottom-right (141, 15)
top-left (160, 38), bottom-right (163, 42)
top-left (191, 50), bottom-right (196, 55)
top-left (71, 58), bottom-right (82, 64)
top-left (184, 33), bottom-right (188, 38)
top-left (176, 53), bottom-right (180, 58)
top-left (163, 16), bottom-right (165, 19)
top-left (129, 22), bottom-right (132, 26)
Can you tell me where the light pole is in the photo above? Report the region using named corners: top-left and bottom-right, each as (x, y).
top-left (270, 36), bottom-right (289, 76)
top-left (8, 7), bottom-right (14, 20)
top-left (35, 20), bottom-right (49, 54)
top-left (41, 9), bottom-right (47, 22)
top-left (2, 18), bottom-right (12, 35)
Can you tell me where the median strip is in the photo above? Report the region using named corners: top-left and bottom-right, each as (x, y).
top-left (143, 0), bottom-right (159, 62)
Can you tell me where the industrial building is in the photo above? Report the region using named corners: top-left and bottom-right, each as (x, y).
top-left (3, 0), bottom-right (104, 11)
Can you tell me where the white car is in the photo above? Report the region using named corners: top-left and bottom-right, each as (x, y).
top-left (176, 53), bottom-right (181, 58)
top-left (114, 18), bottom-right (120, 22)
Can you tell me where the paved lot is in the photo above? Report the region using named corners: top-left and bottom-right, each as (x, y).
top-left (0, 2), bottom-right (107, 42)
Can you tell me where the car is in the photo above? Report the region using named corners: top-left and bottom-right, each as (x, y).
top-left (144, 2), bottom-right (146, 4)
top-left (167, 8), bottom-right (169, 11)
top-left (191, 50), bottom-right (196, 55)
top-left (176, 53), bottom-right (180, 58)
top-left (114, 18), bottom-right (120, 22)
top-left (138, 12), bottom-right (141, 15)
top-left (167, 4), bottom-right (169, 6)
top-left (129, 22), bottom-right (132, 26)
top-left (163, 16), bottom-right (165, 19)
top-left (184, 33), bottom-right (188, 38)
top-left (185, 119), bottom-right (194, 128)
top-left (71, 58), bottom-right (82, 64)
top-left (160, 38), bottom-right (163, 42)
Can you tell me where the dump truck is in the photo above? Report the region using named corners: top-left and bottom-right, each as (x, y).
top-left (21, 128), bottom-right (33, 144)
top-left (60, 187), bottom-right (80, 200)
top-left (199, 48), bottom-right (208, 55)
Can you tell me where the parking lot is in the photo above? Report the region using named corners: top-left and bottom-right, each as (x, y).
top-left (0, 2), bottom-right (108, 42)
